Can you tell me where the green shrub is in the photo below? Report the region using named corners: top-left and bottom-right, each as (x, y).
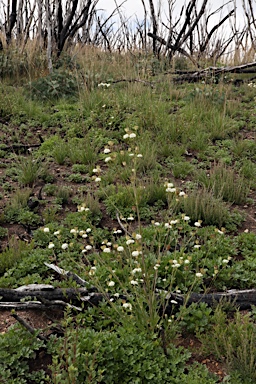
top-left (27, 70), bottom-right (79, 100)
top-left (49, 326), bottom-right (191, 383)
top-left (199, 307), bottom-right (256, 383)
top-left (0, 325), bottom-right (46, 383)
top-left (0, 238), bottom-right (34, 276)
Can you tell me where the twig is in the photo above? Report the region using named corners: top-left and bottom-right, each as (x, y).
top-left (44, 262), bottom-right (96, 290)
top-left (116, 212), bottom-right (132, 237)
top-left (11, 312), bottom-right (47, 341)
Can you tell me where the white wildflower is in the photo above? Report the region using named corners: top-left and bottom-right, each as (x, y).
top-left (123, 303), bottom-right (132, 310)
top-left (70, 229), bottom-right (77, 234)
top-left (107, 281), bottom-right (115, 287)
top-left (43, 227), bottom-right (50, 233)
top-left (117, 246), bottom-right (124, 252)
top-left (104, 148), bottom-right (111, 154)
top-left (196, 272), bottom-right (203, 278)
top-left (61, 243), bottom-right (68, 250)
top-left (48, 242), bottom-right (55, 249)
top-left (166, 187), bottom-right (176, 193)
top-left (132, 268), bottom-right (142, 274)
top-left (103, 247), bottom-right (111, 253)
top-left (126, 239), bottom-right (135, 245)
top-left (105, 156), bottom-right (112, 162)
top-left (85, 245), bottom-right (92, 251)
top-left (54, 230), bottom-right (60, 235)
top-left (135, 234), bottom-right (142, 240)
top-left (132, 251), bottom-right (140, 257)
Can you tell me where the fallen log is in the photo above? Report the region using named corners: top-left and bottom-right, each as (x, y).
top-left (1, 285), bottom-right (256, 311)
top-left (173, 61), bottom-right (256, 83)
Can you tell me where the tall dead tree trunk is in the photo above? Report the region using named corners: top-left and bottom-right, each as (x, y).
top-left (45, 0), bottom-right (53, 72)
top-left (148, 0), bottom-right (158, 56)
top-left (6, 0), bottom-right (17, 44)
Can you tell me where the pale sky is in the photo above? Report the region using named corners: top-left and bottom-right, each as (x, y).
top-left (97, 0), bottom-right (243, 17)
top-left (97, 0), bottom-right (244, 30)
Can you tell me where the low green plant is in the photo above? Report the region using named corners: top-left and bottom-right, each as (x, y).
top-left (171, 160), bottom-right (195, 179)
top-left (0, 238), bottom-right (34, 275)
top-left (52, 142), bottom-right (69, 165)
top-left (175, 188), bottom-right (230, 227)
top-left (198, 163), bottom-right (250, 204)
top-left (177, 302), bottom-right (213, 334)
top-left (0, 226), bottom-right (8, 238)
top-left (48, 323), bottom-right (191, 384)
top-left (55, 186), bottom-right (72, 205)
top-left (0, 324), bottom-right (47, 384)
top-left (16, 156), bottom-right (43, 187)
top-left (27, 69), bottom-right (79, 100)
top-left (199, 307), bottom-right (256, 383)
top-left (17, 209), bottom-right (42, 227)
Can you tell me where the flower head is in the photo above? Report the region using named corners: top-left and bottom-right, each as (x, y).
top-left (123, 303), bottom-right (132, 310)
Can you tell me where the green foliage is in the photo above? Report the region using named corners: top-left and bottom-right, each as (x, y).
top-left (49, 325), bottom-right (191, 383)
top-left (55, 186), bottom-right (72, 205)
top-left (177, 188), bottom-right (230, 227)
top-left (0, 226), bottom-right (8, 238)
top-left (199, 307), bottom-right (256, 383)
top-left (0, 325), bottom-right (46, 383)
top-left (198, 163), bottom-right (250, 204)
top-left (0, 248), bottom-right (50, 288)
top-left (178, 302), bottom-right (213, 334)
top-left (0, 238), bottom-right (34, 275)
top-left (27, 70), bottom-right (79, 100)
top-left (16, 156), bottom-right (43, 187)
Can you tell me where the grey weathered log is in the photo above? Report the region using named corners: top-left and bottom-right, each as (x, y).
top-left (173, 61), bottom-right (256, 83)
top-left (44, 262), bottom-right (96, 288)
top-left (172, 289), bottom-right (256, 310)
top-left (1, 286), bottom-right (256, 311)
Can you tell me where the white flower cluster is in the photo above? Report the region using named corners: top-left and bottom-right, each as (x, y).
top-left (98, 83), bottom-right (110, 87)
top-left (123, 132), bottom-right (136, 139)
